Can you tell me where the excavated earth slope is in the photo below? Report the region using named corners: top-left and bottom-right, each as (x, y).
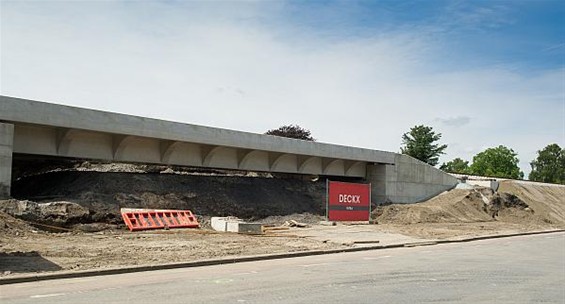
top-left (11, 169), bottom-right (328, 224)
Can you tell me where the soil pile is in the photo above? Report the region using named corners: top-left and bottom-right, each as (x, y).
top-left (0, 211), bottom-right (36, 236)
top-left (12, 170), bottom-right (327, 224)
top-left (373, 183), bottom-right (553, 227)
top-left (374, 189), bottom-right (493, 224)
top-left (485, 192), bottom-right (532, 223)
top-left (498, 181), bottom-right (565, 225)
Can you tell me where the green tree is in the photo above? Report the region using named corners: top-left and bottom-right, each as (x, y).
top-left (265, 124), bottom-right (315, 141)
top-left (529, 143), bottom-right (565, 184)
top-left (469, 145), bottom-right (524, 179)
top-left (440, 158), bottom-right (470, 174)
top-left (400, 125), bottom-right (447, 166)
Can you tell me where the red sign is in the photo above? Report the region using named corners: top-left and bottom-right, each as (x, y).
top-left (327, 181), bottom-right (371, 221)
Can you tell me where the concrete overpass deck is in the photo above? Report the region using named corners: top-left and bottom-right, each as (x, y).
top-left (0, 95), bottom-right (458, 203)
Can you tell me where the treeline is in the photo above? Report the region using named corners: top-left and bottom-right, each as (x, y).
top-left (400, 124), bottom-right (563, 183)
top-left (440, 144), bottom-right (564, 183)
top-left (265, 124), bottom-right (565, 184)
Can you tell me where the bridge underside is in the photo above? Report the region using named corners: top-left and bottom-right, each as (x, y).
top-left (0, 120), bottom-right (459, 203)
top-left (7, 122), bottom-right (368, 178)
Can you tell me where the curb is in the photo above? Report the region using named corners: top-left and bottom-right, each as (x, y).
top-left (1, 229), bottom-right (563, 285)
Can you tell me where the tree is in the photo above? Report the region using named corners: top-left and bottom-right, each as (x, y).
top-left (529, 143), bottom-right (565, 184)
top-left (265, 124), bottom-right (315, 141)
top-left (469, 145), bottom-right (524, 179)
top-left (440, 158), bottom-right (470, 174)
top-left (400, 125), bottom-right (447, 166)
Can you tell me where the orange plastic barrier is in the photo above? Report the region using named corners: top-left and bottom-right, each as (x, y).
top-left (121, 209), bottom-right (200, 231)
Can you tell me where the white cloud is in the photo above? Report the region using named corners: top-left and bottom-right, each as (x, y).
top-left (1, 1), bottom-right (563, 177)
top-left (435, 116), bottom-right (471, 127)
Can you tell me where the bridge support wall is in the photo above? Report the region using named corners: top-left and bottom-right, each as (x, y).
top-left (0, 123), bottom-right (14, 199)
top-left (368, 154), bottom-right (458, 204)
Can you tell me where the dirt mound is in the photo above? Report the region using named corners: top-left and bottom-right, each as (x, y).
top-left (0, 211), bottom-right (36, 236)
top-left (0, 200), bottom-right (90, 228)
top-left (485, 192), bottom-right (533, 223)
top-left (12, 171), bottom-right (327, 224)
top-left (374, 189), bottom-right (493, 224)
top-left (373, 187), bottom-right (547, 226)
top-left (498, 181), bottom-right (565, 225)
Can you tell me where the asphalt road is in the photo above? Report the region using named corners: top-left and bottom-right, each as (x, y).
top-left (1, 233), bottom-right (564, 304)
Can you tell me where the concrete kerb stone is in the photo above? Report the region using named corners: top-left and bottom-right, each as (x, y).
top-left (433, 229), bottom-right (565, 244)
top-left (1, 229), bottom-right (563, 285)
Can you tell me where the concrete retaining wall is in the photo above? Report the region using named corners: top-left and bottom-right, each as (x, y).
top-left (368, 154), bottom-right (458, 204)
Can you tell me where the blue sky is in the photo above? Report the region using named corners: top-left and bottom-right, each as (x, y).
top-left (278, 1), bottom-right (564, 70)
top-left (1, 0), bottom-right (564, 177)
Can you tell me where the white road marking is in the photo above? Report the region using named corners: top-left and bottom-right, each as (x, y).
top-left (300, 263), bottom-right (330, 268)
top-left (213, 278), bottom-right (234, 284)
top-left (363, 255), bottom-right (391, 260)
top-left (30, 293), bottom-right (66, 298)
top-left (233, 271), bottom-right (258, 276)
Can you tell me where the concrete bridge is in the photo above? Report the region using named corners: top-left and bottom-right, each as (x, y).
top-left (0, 95), bottom-right (457, 203)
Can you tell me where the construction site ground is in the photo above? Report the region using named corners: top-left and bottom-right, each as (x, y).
top-left (1, 164), bottom-right (564, 278)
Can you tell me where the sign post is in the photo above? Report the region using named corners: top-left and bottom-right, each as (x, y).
top-left (326, 181), bottom-right (371, 222)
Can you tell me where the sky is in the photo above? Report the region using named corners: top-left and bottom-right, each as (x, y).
top-left (1, 0), bottom-right (564, 177)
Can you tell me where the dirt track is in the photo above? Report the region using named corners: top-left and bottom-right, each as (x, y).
top-left (1, 166), bottom-right (564, 277)
top-left (0, 224), bottom-right (341, 274)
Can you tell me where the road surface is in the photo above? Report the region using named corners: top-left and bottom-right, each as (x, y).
top-left (1, 233), bottom-right (564, 303)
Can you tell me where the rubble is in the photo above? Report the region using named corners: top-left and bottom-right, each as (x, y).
top-left (0, 200), bottom-right (89, 227)
top-left (283, 220), bottom-right (309, 228)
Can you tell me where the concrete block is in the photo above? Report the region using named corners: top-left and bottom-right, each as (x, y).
top-left (211, 217), bottom-right (263, 234)
top-left (238, 223), bottom-right (263, 235)
top-left (211, 217), bottom-right (243, 232)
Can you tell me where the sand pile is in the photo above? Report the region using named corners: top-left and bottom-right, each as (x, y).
top-left (374, 184), bottom-right (546, 226)
top-left (498, 181), bottom-right (564, 225)
top-left (374, 189), bottom-right (492, 224)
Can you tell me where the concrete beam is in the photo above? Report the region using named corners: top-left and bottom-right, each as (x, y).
top-left (0, 123), bottom-right (14, 199)
top-left (0, 96), bottom-right (396, 165)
